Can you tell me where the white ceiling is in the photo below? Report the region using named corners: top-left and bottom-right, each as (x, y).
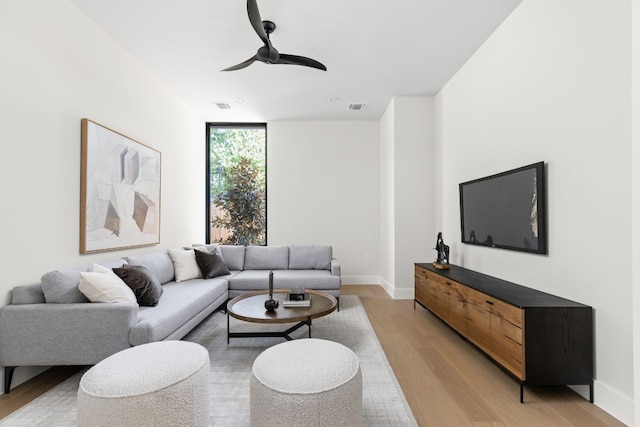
top-left (69, 0), bottom-right (522, 122)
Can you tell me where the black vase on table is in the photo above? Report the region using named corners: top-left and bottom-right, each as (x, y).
top-left (265, 270), bottom-right (279, 311)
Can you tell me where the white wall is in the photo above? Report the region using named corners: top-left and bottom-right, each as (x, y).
top-left (436, 0), bottom-right (632, 423)
top-left (379, 97), bottom-right (436, 298)
top-left (379, 101), bottom-right (396, 290)
top-left (266, 121), bottom-right (380, 283)
top-left (0, 0), bottom-right (204, 390)
top-left (633, 0), bottom-right (640, 424)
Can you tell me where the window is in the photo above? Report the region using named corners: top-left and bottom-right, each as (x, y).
top-left (206, 124), bottom-right (266, 245)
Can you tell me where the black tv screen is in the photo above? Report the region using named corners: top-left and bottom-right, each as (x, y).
top-left (459, 162), bottom-right (547, 254)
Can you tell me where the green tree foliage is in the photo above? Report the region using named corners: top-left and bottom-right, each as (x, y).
top-left (211, 157), bottom-right (266, 245)
top-left (209, 128), bottom-right (265, 195)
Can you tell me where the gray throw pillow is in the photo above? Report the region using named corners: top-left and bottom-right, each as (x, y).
top-left (41, 268), bottom-right (89, 303)
top-left (113, 265), bottom-right (163, 307)
top-left (194, 249), bottom-right (231, 279)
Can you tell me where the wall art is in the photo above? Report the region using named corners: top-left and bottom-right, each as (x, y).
top-left (80, 119), bottom-right (161, 253)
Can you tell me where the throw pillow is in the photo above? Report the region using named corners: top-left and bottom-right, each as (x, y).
top-left (194, 248), bottom-right (231, 279)
top-left (113, 265), bottom-right (163, 307)
top-left (192, 243), bottom-right (221, 254)
top-left (41, 268), bottom-right (90, 303)
top-left (78, 265), bottom-right (137, 304)
top-left (168, 249), bottom-right (203, 282)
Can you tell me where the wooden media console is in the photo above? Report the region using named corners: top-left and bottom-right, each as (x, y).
top-left (414, 263), bottom-right (593, 403)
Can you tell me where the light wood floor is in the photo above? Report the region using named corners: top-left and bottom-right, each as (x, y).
top-left (0, 285), bottom-right (625, 426)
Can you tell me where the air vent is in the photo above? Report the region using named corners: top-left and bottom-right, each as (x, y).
top-left (215, 103), bottom-right (232, 110)
top-left (348, 103), bottom-right (367, 111)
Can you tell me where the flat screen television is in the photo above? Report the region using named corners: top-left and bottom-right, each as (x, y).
top-left (459, 162), bottom-right (547, 254)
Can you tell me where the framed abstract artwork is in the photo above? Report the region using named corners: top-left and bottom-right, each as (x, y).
top-left (80, 119), bottom-right (161, 253)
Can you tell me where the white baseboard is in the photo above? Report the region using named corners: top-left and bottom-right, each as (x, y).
top-left (342, 276), bottom-right (380, 285)
top-left (345, 276), bottom-right (414, 300)
top-left (592, 379), bottom-right (633, 426)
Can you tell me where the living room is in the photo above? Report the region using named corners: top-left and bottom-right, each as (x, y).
top-left (1, 0), bottom-right (638, 425)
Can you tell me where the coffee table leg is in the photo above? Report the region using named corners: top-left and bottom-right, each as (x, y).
top-left (228, 318), bottom-right (312, 342)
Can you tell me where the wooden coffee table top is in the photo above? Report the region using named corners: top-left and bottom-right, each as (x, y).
top-left (227, 289), bottom-right (337, 324)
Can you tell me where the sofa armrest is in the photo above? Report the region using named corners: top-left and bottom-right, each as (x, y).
top-left (0, 302), bottom-right (138, 367)
top-left (331, 259), bottom-right (341, 277)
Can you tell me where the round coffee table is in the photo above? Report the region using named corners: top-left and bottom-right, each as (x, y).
top-left (226, 289), bottom-right (337, 343)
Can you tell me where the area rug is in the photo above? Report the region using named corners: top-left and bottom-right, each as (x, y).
top-left (0, 295), bottom-right (417, 426)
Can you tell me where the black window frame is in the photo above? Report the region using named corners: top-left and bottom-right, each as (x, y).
top-left (205, 122), bottom-right (267, 245)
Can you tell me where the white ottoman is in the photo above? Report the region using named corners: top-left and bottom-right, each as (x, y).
top-left (250, 338), bottom-right (362, 427)
top-left (77, 341), bottom-right (210, 427)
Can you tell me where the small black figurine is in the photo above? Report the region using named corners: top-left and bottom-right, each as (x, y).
top-left (434, 232), bottom-right (450, 269)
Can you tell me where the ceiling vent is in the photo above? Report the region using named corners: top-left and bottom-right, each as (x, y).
top-left (348, 103), bottom-right (367, 111)
top-left (215, 102), bottom-right (232, 110)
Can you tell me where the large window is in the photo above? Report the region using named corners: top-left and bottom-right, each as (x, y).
top-left (206, 124), bottom-right (266, 245)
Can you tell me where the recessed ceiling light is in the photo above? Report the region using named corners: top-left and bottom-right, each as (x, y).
top-left (235, 99), bottom-right (245, 104)
top-left (329, 97), bottom-right (341, 103)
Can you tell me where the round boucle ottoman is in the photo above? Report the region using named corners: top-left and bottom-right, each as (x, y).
top-left (250, 338), bottom-right (362, 427)
top-left (77, 341), bottom-right (210, 427)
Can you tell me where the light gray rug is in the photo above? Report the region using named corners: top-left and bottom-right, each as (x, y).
top-left (1, 295), bottom-right (417, 426)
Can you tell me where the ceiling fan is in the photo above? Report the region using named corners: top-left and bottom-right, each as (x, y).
top-left (221, 0), bottom-right (327, 72)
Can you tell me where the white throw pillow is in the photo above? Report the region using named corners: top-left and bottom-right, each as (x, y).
top-left (78, 265), bottom-right (137, 304)
top-left (168, 249), bottom-right (203, 282)
top-left (91, 263), bottom-right (115, 275)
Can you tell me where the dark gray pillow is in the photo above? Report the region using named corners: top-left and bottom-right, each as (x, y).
top-left (195, 249), bottom-right (231, 279)
top-left (113, 265), bottom-right (163, 307)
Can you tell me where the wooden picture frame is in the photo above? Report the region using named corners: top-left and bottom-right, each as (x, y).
top-left (80, 119), bottom-right (161, 253)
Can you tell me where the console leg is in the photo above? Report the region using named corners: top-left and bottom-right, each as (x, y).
top-left (520, 383), bottom-right (524, 403)
top-left (4, 366), bottom-right (16, 394)
top-left (590, 381), bottom-right (594, 403)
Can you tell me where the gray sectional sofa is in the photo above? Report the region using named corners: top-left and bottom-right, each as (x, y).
top-left (0, 245), bottom-right (340, 393)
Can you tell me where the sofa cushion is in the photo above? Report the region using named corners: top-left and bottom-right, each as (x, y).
top-left (130, 278), bottom-right (228, 345)
top-left (113, 265), bottom-right (163, 307)
top-left (288, 245), bottom-right (332, 270)
top-left (227, 270), bottom-right (272, 291)
top-left (126, 252), bottom-right (175, 285)
top-left (41, 258), bottom-right (127, 303)
top-left (194, 249), bottom-right (230, 279)
top-left (268, 270), bottom-right (341, 291)
top-left (244, 246), bottom-right (289, 270)
top-left (219, 245), bottom-right (246, 271)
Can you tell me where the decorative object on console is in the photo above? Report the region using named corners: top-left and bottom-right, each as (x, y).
top-left (264, 270), bottom-right (279, 311)
top-left (433, 232), bottom-right (450, 270)
top-left (80, 119), bottom-right (161, 254)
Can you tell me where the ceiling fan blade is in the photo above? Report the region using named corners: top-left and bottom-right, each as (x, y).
top-left (247, 0), bottom-right (269, 45)
top-left (276, 54), bottom-right (327, 71)
top-left (221, 56), bottom-right (258, 71)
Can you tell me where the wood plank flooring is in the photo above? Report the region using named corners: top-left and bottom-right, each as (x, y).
top-left (0, 284), bottom-right (625, 426)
